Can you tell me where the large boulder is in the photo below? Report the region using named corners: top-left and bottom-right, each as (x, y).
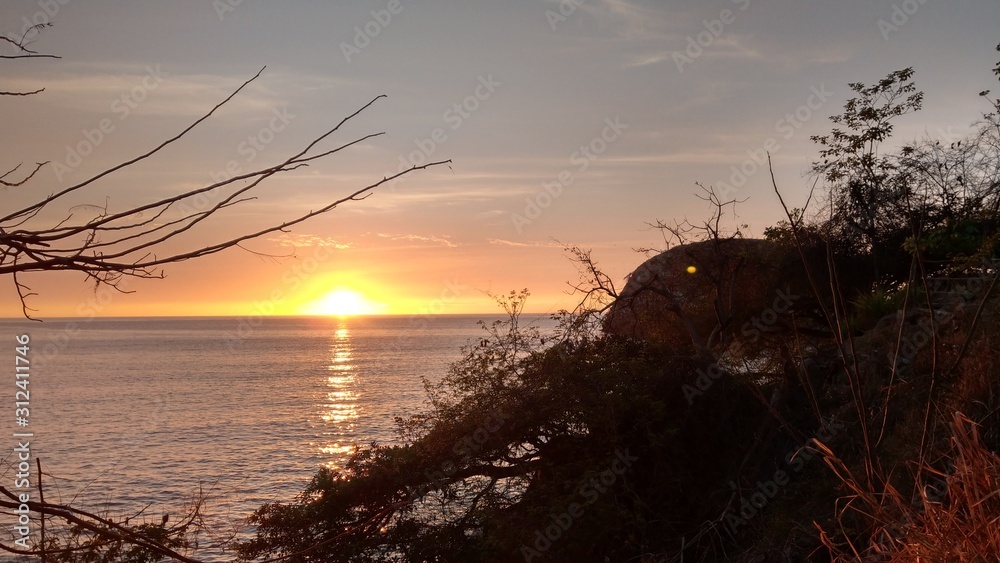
top-left (603, 238), bottom-right (796, 353)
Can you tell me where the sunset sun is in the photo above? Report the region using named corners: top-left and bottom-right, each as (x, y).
top-left (304, 289), bottom-right (382, 316)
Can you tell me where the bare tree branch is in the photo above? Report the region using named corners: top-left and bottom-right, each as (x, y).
top-left (0, 25), bottom-right (59, 95)
top-left (0, 484), bottom-right (205, 563)
top-left (1, 68), bottom-right (451, 318)
top-left (0, 88), bottom-right (45, 96)
top-left (0, 161), bottom-right (48, 187)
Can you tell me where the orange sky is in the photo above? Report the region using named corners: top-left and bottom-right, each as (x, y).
top-left (2, 2), bottom-right (998, 319)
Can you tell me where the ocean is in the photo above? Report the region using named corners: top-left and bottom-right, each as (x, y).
top-left (0, 314), bottom-right (555, 561)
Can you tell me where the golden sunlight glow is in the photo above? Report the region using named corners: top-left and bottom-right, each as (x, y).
top-left (301, 288), bottom-right (383, 316)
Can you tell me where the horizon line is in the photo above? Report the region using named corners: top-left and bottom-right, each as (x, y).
top-left (0, 311), bottom-right (563, 322)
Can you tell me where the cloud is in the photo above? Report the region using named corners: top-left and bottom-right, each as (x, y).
top-left (592, 0), bottom-right (689, 40)
top-left (7, 63), bottom-right (365, 123)
top-left (271, 233), bottom-right (353, 249)
top-left (375, 233), bottom-right (458, 248)
top-left (625, 52), bottom-right (673, 68)
top-left (475, 209), bottom-right (507, 219)
top-left (488, 238), bottom-right (565, 249)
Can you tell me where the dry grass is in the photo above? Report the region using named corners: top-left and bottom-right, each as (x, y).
top-left (818, 412), bottom-right (1000, 562)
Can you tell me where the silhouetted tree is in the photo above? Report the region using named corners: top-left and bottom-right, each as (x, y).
top-left (811, 68), bottom-right (923, 287)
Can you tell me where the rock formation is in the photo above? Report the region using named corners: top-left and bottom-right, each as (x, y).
top-left (603, 238), bottom-right (792, 355)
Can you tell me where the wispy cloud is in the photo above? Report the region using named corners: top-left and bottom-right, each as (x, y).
top-left (376, 233), bottom-right (458, 248)
top-left (271, 233), bottom-right (353, 249)
top-left (8, 63), bottom-right (364, 122)
top-left (681, 33), bottom-right (856, 71)
top-left (540, 0), bottom-right (686, 41)
top-left (625, 51), bottom-right (673, 68)
top-left (488, 238), bottom-right (565, 249)
top-left (598, 0), bottom-right (674, 37)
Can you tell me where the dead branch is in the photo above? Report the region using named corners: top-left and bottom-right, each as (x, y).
top-left (0, 25), bottom-right (59, 95)
top-left (1, 69), bottom-right (451, 318)
top-left (564, 244), bottom-right (618, 314)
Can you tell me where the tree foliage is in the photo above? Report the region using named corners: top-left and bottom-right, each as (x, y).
top-left (809, 67), bottom-right (924, 287)
top-left (238, 291), bottom-right (769, 562)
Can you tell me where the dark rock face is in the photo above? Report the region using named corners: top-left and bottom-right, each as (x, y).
top-left (603, 238), bottom-right (790, 352)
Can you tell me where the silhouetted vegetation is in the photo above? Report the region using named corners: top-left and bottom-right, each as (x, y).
top-left (237, 46), bottom-right (1000, 562)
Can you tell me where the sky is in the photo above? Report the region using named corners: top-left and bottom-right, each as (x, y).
top-left (1, 0), bottom-right (998, 318)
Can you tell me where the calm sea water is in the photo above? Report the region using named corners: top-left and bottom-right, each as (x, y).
top-left (0, 314), bottom-right (554, 561)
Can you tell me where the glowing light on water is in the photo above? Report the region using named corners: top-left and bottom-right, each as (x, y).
top-left (322, 321), bottom-right (360, 469)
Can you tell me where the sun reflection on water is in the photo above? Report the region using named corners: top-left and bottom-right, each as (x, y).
top-left (322, 321), bottom-right (359, 469)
